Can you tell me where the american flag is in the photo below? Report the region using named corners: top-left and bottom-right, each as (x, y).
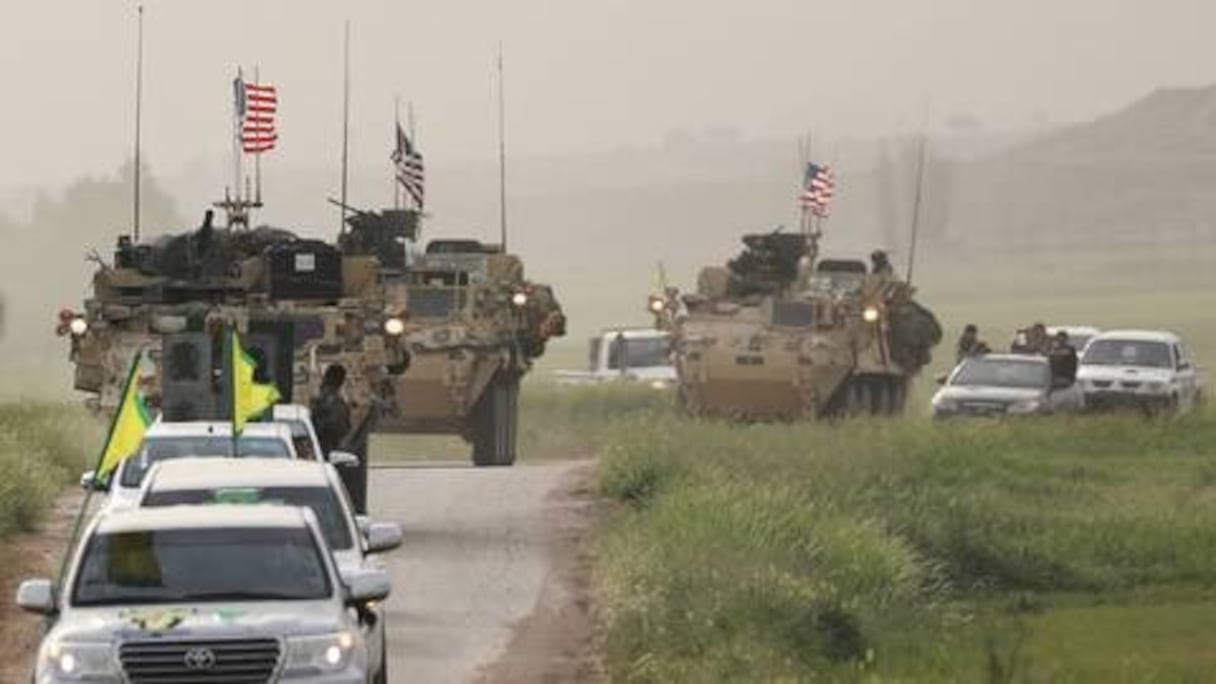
top-left (799, 162), bottom-right (834, 217)
top-left (391, 124), bottom-right (425, 209)
top-left (235, 76), bottom-right (278, 154)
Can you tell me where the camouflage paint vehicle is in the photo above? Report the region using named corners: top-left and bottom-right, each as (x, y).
top-left (649, 229), bottom-right (940, 420)
top-left (340, 206), bottom-right (566, 467)
top-left (60, 207), bottom-right (410, 511)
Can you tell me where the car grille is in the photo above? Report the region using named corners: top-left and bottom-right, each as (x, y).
top-left (120, 638), bottom-right (281, 683)
top-left (1120, 381), bottom-right (1142, 389)
top-left (958, 401), bottom-right (1008, 415)
top-left (1091, 380), bottom-right (1113, 389)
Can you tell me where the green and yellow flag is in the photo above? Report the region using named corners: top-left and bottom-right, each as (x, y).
top-left (230, 328), bottom-right (281, 436)
top-left (97, 353), bottom-right (153, 478)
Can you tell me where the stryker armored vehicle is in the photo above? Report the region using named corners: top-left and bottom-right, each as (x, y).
top-left (648, 229), bottom-right (940, 420)
top-left (338, 204), bottom-right (566, 466)
top-left (59, 205), bottom-right (410, 512)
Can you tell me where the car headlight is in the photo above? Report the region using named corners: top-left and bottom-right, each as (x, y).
top-left (284, 631), bottom-right (358, 675)
top-left (862, 306), bottom-right (880, 323)
top-left (931, 396), bottom-right (958, 412)
top-left (383, 317), bottom-right (406, 336)
top-left (1007, 399), bottom-right (1044, 414)
top-left (40, 640), bottom-right (118, 680)
top-left (648, 296), bottom-right (665, 313)
top-left (511, 292), bottom-right (529, 307)
top-left (69, 317), bottom-right (89, 336)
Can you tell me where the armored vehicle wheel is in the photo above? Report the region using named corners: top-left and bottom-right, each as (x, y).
top-left (471, 373), bottom-right (519, 467)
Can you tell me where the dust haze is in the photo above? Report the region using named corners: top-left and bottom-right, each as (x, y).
top-left (3, 0), bottom-right (1216, 390)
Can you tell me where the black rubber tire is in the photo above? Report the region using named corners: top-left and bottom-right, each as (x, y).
top-left (373, 626), bottom-right (388, 684)
top-left (471, 375), bottom-right (519, 467)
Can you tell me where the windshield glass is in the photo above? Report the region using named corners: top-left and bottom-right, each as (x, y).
top-left (952, 358), bottom-right (1049, 389)
top-left (120, 437), bottom-right (292, 488)
top-left (72, 527), bottom-right (331, 606)
top-left (143, 487), bottom-right (353, 551)
top-left (606, 337), bottom-right (670, 370)
top-left (1082, 339), bottom-right (1173, 368)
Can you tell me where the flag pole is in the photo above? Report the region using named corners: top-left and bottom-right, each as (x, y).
top-left (233, 67), bottom-right (244, 221)
top-left (496, 41), bottom-right (508, 251)
top-left (338, 20), bottom-right (351, 236)
top-left (254, 66), bottom-right (262, 210)
top-left (131, 4), bottom-right (145, 242)
top-left (55, 352), bottom-right (143, 595)
top-left (905, 133), bottom-right (928, 285)
top-left (393, 97), bottom-right (402, 210)
top-left (227, 325), bottom-right (239, 458)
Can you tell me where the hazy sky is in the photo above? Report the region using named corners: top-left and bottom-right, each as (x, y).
top-left (1, 0), bottom-right (1212, 189)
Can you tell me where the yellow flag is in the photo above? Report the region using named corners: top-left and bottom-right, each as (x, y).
top-left (231, 328), bottom-right (281, 435)
top-left (97, 354), bottom-right (153, 477)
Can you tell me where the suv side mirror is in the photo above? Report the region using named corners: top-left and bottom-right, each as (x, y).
top-left (935, 372), bottom-right (949, 386)
top-left (355, 515), bottom-right (371, 537)
top-left (15, 578), bottom-right (56, 615)
top-left (343, 569), bottom-right (391, 605)
top-left (366, 522), bottom-right (403, 554)
top-left (327, 451), bottom-right (360, 468)
top-left (80, 470), bottom-right (109, 492)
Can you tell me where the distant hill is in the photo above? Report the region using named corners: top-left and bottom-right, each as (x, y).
top-left (944, 85), bottom-right (1216, 250)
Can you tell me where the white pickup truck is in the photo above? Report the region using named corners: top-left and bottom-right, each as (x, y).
top-left (554, 328), bottom-right (676, 388)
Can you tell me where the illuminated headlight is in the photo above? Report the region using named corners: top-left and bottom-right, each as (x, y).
top-left (649, 379), bottom-right (671, 390)
top-left (511, 292), bottom-right (529, 307)
top-left (383, 317), bottom-right (406, 336)
top-left (284, 631), bottom-right (358, 675)
top-left (1007, 399), bottom-right (1044, 414)
top-left (648, 296), bottom-right (665, 313)
top-left (862, 306), bottom-right (880, 323)
top-left (40, 640), bottom-right (118, 680)
top-left (68, 317), bottom-right (89, 336)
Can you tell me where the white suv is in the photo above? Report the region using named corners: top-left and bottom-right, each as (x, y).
top-left (1076, 330), bottom-right (1203, 413)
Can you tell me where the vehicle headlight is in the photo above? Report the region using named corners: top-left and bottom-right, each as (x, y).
top-left (931, 396), bottom-right (957, 412)
top-left (511, 292), bottom-right (529, 307)
top-left (649, 379), bottom-right (670, 390)
top-left (648, 296), bottom-right (665, 313)
top-left (383, 317), bottom-right (406, 336)
top-left (68, 317), bottom-right (89, 336)
top-left (862, 306), bottom-right (880, 323)
top-left (284, 631), bottom-right (358, 675)
top-left (1008, 399), bottom-right (1044, 414)
top-left (40, 640), bottom-right (118, 680)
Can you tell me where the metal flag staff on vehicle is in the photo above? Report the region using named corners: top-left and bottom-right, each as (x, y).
top-left (227, 326), bottom-right (281, 441)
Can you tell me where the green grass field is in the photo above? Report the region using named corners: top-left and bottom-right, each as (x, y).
top-left (0, 403), bottom-right (99, 539)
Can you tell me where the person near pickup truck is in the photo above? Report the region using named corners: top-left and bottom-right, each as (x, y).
top-left (1048, 331), bottom-right (1078, 383)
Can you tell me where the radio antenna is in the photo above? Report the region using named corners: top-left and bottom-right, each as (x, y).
top-left (132, 5), bottom-right (145, 242)
top-left (497, 41), bottom-right (508, 251)
top-left (338, 20), bottom-right (351, 236)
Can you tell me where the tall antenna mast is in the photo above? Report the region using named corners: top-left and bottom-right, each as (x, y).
top-left (132, 5), bottom-right (145, 242)
top-left (497, 42), bottom-right (508, 251)
top-left (339, 20), bottom-right (351, 235)
top-left (905, 132), bottom-right (928, 284)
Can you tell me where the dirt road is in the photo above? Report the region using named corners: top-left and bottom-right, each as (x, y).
top-left (369, 459), bottom-right (602, 683)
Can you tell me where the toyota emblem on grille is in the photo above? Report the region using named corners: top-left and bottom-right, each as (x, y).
top-left (183, 647), bottom-right (217, 671)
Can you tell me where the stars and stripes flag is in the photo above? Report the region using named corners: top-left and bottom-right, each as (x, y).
top-left (391, 123), bottom-right (425, 209)
top-left (799, 162), bottom-right (834, 217)
top-left (235, 75), bottom-right (278, 154)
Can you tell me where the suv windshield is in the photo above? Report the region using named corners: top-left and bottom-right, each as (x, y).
top-left (72, 527), bottom-right (331, 606)
top-left (120, 437), bottom-right (291, 488)
top-left (1082, 339), bottom-right (1173, 368)
top-left (952, 358), bottom-right (1049, 389)
top-left (143, 487), bottom-right (353, 551)
top-left (607, 337), bottom-right (670, 370)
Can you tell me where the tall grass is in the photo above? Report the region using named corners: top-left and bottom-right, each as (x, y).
top-left (0, 403), bottom-right (100, 538)
top-left (592, 406), bottom-right (1216, 681)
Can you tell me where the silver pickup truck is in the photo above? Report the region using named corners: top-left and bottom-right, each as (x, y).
top-left (16, 505), bottom-right (390, 683)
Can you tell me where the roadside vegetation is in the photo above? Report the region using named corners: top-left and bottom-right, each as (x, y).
top-left (0, 403), bottom-right (99, 538)
top-left (587, 395), bottom-right (1216, 681)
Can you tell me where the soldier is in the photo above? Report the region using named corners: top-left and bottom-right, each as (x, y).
top-left (310, 363), bottom-right (352, 460)
top-left (1048, 330), bottom-right (1078, 384)
top-left (956, 324), bottom-right (987, 362)
top-left (870, 250), bottom-right (894, 277)
top-left (1027, 322), bottom-right (1051, 355)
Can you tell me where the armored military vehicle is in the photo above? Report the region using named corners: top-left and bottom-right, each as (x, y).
top-left (337, 205), bottom-right (566, 467)
top-left (59, 204), bottom-right (410, 511)
top-left (649, 229), bottom-right (940, 420)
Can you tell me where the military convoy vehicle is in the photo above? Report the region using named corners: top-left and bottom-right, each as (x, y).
top-left (338, 205), bottom-right (566, 467)
top-left (649, 229), bottom-right (940, 420)
top-left (60, 201), bottom-right (565, 495)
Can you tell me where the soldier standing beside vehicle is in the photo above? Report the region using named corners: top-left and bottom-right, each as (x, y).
top-left (956, 324), bottom-right (988, 362)
top-left (310, 364), bottom-right (352, 459)
top-left (1048, 331), bottom-right (1079, 383)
